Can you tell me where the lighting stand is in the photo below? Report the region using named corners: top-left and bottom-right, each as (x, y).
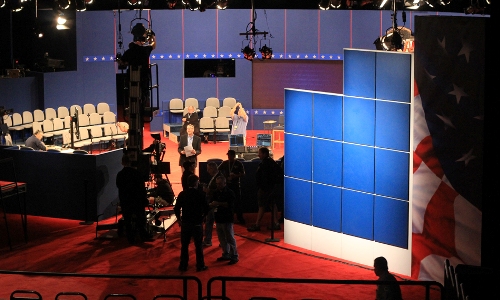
top-left (239, 0), bottom-right (269, 59)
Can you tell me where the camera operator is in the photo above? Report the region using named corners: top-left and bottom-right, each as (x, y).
top-left (116, 23), bottom-right (156, 102)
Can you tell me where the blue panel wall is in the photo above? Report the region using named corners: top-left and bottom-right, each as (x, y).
top-left (343, 97), bottom-right (375, 146)
top-left (312, 183), bottom-right (341, 232)
top-left (284, 49), bottom-right (412, 249)
top-left (285, 134), bottom-right (312, 181)
top-left (342, 189), bottom-right (374, 240)
top-left (343, 143), bottom-right (374, 193)
top-left (285, 177), bottom-right (312, 225)
top-left (375, 149), bottom-right (409, 200)
top-left (375, 52), bottom-right (412, 102)
top-left (284, 89), bottom-right (313, 136)
top-left (313, 93), bottom-right (342, 140)
top-left (313, 139), bottom-right (342, 186)
top-left (343, 50), bottom-right (376, 98)
top-left (374, 196), bottom-right (409, 248)
top-left (375, 100), bottom-right (410, 151)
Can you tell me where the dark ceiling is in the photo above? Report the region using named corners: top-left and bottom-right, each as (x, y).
top-left (0, 0), bottom-right (491, 14)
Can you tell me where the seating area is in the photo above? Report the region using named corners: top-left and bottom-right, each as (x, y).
top-left (443, 259), bottom-right (494, 300)
top-left (1, 103), bottom-right (125, 152)
top-left (163, 97), bottom-right (237, 143)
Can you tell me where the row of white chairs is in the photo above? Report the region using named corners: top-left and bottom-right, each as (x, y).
top-left (4, 103), bottom-right (112, 138)
top-left (169, 97), bottom-right (237, 114)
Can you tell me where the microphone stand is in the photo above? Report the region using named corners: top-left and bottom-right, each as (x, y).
top-left (265, 188), bottom-right (280, 243)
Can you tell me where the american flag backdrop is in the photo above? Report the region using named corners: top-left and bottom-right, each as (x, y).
top-left (412, 16), bottom-right (485, 283)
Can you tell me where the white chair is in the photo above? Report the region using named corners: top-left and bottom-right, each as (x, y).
top-left (205, 97), bottom-right (220, 109)
top-left (202, 106), bottom-right (218, 119)
top-left (78, 114), bottom-right (90, 128)
top-left (102, 111), bottom-right (116, 125)
top-left (103, 125), bottom-right (127, 148)
top-left (215, 116), bottom-right (230, 143)
top-left (45, 108), bottom-right (57, 121)
top-left (89, 125), bottom-right (105, 152)
top-left (21, 111), bottom-right (34, 130)
top-left (51, 118), bottom-right (66, 145)
top-left (89, 112), bottom-right (103, 127)
top-left (57, 106), bottom-right (70, 119)
top-left (169, 98), bottom-right (184, 114)
top-left (83, 103), bottom-right (96, 116)
top-left (218, 105), bottom-right (232, 120)
top-left (96, 102), bottom-right (110, 115)
top-left (73, 128), bottom-right (92, 150)
top-left (185, 98), bottom-right (199, 112)
top-left (222, 97), bottom-right (237, 108)
top-left (33, 109), bottom-right (45, 122)
top-left (70, 105), bottom-right (82, 116)
top-left (32, 121), bottom-right (43, 135)
top-left (7, 113), bottom-right (24, 142)
top-left (199, 116), bottom-right (215, 144)
top-left (42, 119), bottom-right (55, 139)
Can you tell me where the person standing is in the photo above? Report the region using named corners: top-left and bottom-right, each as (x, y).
top-left (211, 175), bottom-right (239, 265)
top-left (247, 147), bottom-right (281, 232)
top-left (25, 130), bottom-right (47, 151)
top-left (180, 106), bottom-right (200, 137)
top-left (116, 154), bottom-right (153, 244)
top-left (181, 161), bottom-right (195, 191)
top-left (230, 102), bottom-right (248, 145)
top-left (202, 161), bottom-right (222, 247)
top-left (374, 256), bottom-right (403, 300)
top-left (174, 174), bottom-right (209, 272)
top-left (218, 149), bottom-right (246, 224)
top-left (178, 124), bottom-right (202, 172)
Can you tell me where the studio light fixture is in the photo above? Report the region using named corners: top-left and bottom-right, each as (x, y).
top-left (374, 0), bottom-right (413, 51)
top-left (183, 0), bottom-right (200, 10)
top-left (56, 0), bottom-right (71, 10)
top-left (75, 0), bottom-right (87, 11)
top-left (259, 44), bottom-right (272, 60)
top-left (167, 0), bottom-right (177, 9)
top-left (10, 0), bottom-right (26, 12)
top-left (216, 0), bottom-right (228, 9)
top-left (0, 0), bottom-right (6, 9)
top-left (318, 0), bottom-right (331, 9)
top-left (242, 45), bottom-right (256, 61)
top-left (240, 0), bottom-right (274, 61)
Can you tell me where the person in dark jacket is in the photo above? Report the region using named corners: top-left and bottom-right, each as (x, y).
top-left (247, 147), bottom-right (281, 232)
top-left (211, 175), bottom-right (239, 265)
top-left (116, 154), bottom-right (153, 244)
top-left (174, 174), bottom-right (210, 272)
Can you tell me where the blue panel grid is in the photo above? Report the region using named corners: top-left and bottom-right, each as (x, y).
top-left (285, 177), bottom-right (312, 225)
top-left (375, 52), bottom-right (412, 103)
top-left (343, 143), bottom-right (374, 193)
top-left (342, 189), bottom-right (374, 240)
top-left (375, 149), bottom-right (409, 200)
top-left (374, 196), bottom-right (409, 248)
top-left (313, 93), bottom-right (343, 140)
top-left (285, 134), bottom-right (312, 181)
top-left (375, 101), bottom-right (410, 151)
top-left (344, 50), bottom-right (376, 98)
top-left (312, 183), bottom-right (342, 232)
top-left (313, 139), bottom-right (342, 186)
top-left (344, 97), bottom-right (375, 146)
top-left (284, 89), bottom-right (313, 136)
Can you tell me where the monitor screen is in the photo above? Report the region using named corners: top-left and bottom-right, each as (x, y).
top-left (230, 134), bottom-right (244, 147)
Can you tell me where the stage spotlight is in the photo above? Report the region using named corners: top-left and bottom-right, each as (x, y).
top-left (378, 0), bottom-right (389, 8)
top-left (56, 0), bottom-right (71, 9)
top-left (374, 26), bottom-right (412, 51)
top-left (259, 44), bottom-right (273, 60)
top-left (0, 0), bottom-right (5, 9)
top-left (10, 0), bottom-right (25, 12)
top-left (167, 0), bottom-right (177, 9)
top-left (183, 0), bottom-right (200, 10)
top-left (75, 0), bottom-right (87, 11)
top-left (242, 45), bottom-right (256, 61)
top-left (318, 0), bottom-right (331, 10)
top-left (128, 0), bottom-right (143, 5)
top-left (216, 0), bottom-right (228, 9)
